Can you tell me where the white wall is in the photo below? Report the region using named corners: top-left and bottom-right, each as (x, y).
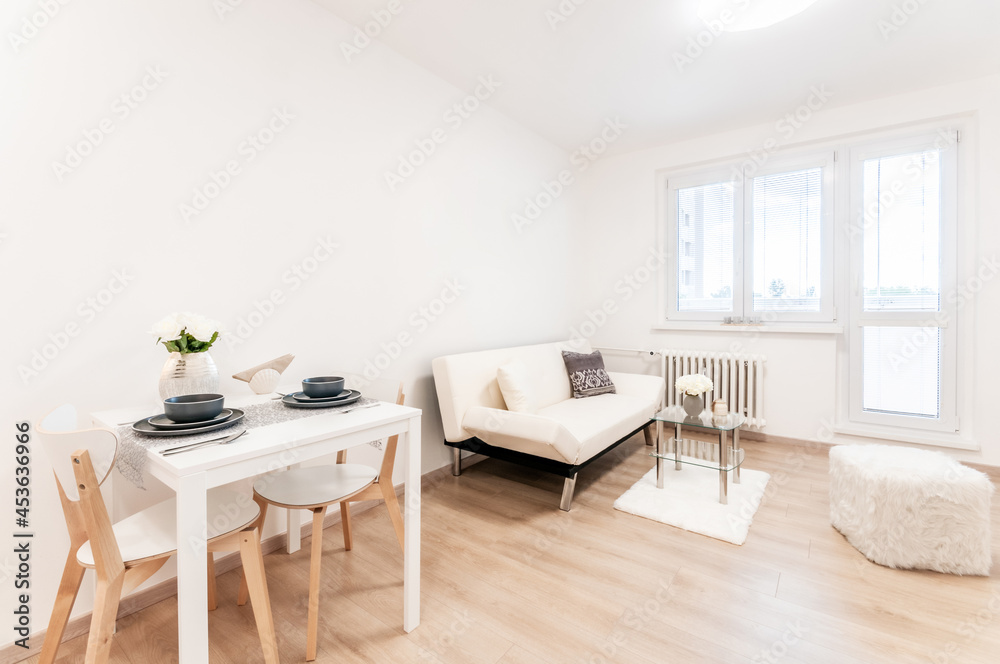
top-left (0, 0), bottom-right (574, 640)
top-left (572, 74), bottom-right (1000, 466)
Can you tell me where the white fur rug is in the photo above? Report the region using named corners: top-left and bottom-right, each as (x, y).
top-left (614, 462), bottom-right (771, 545)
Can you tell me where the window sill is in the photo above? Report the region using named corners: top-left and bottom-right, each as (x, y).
top-left (833, 423), bottom-right (978, 451)
top-left (652, 322), bottom-right (844, 334)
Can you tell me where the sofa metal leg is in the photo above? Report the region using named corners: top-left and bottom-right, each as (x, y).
top-left (451, 447), bottom-right (462, 476)
top-left (559, 474), bottom-right (577, 512)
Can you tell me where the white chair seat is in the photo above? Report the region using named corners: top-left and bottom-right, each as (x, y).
top-left (253, 464), bottom-right (377, 509)
top-left (77, 488), bottom-right (259, 567)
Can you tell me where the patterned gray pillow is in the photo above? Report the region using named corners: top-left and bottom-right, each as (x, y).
top-left (561, 350), bottom-right (616, 398)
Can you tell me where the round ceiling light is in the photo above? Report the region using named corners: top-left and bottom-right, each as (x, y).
top-left (697, 0), bottom-right (824, 32)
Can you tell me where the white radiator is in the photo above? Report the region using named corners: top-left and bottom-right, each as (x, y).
top-left (662, 349), bottom-right (767, 429)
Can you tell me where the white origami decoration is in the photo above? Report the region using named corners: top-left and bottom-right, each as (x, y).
top-left (233, 354), bottom-right (295, 394)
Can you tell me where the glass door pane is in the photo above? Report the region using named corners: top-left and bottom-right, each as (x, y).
top-left (862, 150), bottom-right (941, 311)
top-left (862, 327), bottom-right (941, 418)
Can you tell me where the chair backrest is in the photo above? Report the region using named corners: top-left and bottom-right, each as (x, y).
top-left (36, 406), bottom-right (125, 578)
top-left (342, 373), bottom-right (403, 403)
top-left (37, 405), bottom-right (118, 502)
top-left (378, 382), bottom-right (406, 480)
top-left (337, 377), bottom-right (405, 479)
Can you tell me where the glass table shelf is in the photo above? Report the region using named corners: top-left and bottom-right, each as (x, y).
top-left (650, 437), bottom-right (745, 472)
top-left (649, 405), bottom-right (746, 504)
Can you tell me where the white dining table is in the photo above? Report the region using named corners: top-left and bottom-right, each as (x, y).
top-left (92, 395), bottom-right (421, 663)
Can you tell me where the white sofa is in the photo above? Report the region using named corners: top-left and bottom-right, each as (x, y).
top-left (432, 341), bottom-right (664, 510)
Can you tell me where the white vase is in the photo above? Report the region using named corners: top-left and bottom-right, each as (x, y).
top-left (159, 351), bottom-right (220, 400)
top-left (682, 393), bottom-right (704, 417)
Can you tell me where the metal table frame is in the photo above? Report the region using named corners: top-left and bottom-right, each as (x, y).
top-left (651, 407), bottom-right (744, 504)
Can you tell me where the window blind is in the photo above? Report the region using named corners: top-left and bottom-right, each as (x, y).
top-left (751, 168), bottom-right (822, 312)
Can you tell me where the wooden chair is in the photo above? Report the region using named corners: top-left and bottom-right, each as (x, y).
top-left (36, 405), bottom-right (280, 664)
top-left (241, 380), bottom-right (405, 661)
top-left (336, 379), bottom-right (406, 552)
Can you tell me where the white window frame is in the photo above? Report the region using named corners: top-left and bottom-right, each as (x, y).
top-left (661, 152), bottom-right (835, 324)
top-left (846, 130), bottom-right (959, 433)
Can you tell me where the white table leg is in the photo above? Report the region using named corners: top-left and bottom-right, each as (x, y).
top-left (176, 472), bottom-right (209, 663)
top-left (285, 463), bottom-right (303, 553)
top-left (403, 414), bottom-right (421, 633)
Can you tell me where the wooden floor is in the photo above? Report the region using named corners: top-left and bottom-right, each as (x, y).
top-left (31, 435), bottom-right (1000, 663)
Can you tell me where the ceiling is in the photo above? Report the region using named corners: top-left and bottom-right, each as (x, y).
top-left (312, 0), bottom-right (1000, 154)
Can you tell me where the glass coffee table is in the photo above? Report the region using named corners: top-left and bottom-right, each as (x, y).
top-left (650, 406), bottom-right (745, 504)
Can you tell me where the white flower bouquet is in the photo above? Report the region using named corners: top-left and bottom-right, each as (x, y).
top-left (675, 373), bottom-right (713, 396)
top-left (151, 312), bottom-right (223, 354)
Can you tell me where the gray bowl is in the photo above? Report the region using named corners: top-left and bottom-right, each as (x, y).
top-left (163, 393), bottom-right (225, 423)
top-left (302, 376), bottom-right (345, 398)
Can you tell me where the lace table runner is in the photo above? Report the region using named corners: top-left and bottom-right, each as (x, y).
top-left (115, 397), bottom-right (380, 489)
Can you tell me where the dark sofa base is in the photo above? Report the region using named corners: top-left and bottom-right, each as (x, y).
top-left (445, 421), bottom-right (654, 510)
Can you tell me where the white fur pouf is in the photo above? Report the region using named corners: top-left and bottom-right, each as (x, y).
top-left (829, 444), bottom-right (994, 576)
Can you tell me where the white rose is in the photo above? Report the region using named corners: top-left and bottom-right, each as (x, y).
top-left (176, 311), bottom-right (198, 331)
top-left (675, 373), bottom-right (713, 395)
top-left (151, 314), bottom-right (183, 341)
top-left (185, 315), bottom-right (221, 343)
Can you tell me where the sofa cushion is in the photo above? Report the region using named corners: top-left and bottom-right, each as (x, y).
top-left (463, 406), bottom-right (581, 463)
top-left (562, 350), bottom-right (616, 398)
top-left (536, 393), bottom-right (657, 464)
top-left (497, 360), bottom-right (536, 412)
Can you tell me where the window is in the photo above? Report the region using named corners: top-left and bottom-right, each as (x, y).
top-left (848, 132), bottom-right (958, 431)
top-left (658, 121), bottom-right (966, 439)
top-left (663, 153), bottom-right (834, 322)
